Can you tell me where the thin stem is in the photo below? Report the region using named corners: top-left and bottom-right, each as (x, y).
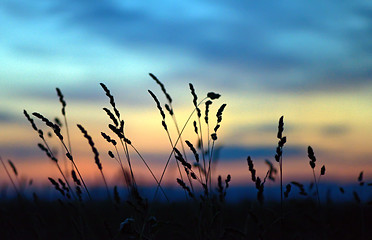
top-left (170, 109), bottom-right (194, 194)
top-left (129, 144), bottom-right (169, 202)
top-left (119, 138), bottom-right (136, 188)
top-left (114, 145), bottom-right (131, 194)
top-left (197, 117), bottom-right (206, 186)
top-left (153, 97), bottom-right (208, 201)
top-left (280, 155), bottom-right (283, 219)
top-left (56, 162), bottom-right (77, 201)
top-left (72, 160), bottom-right (92, 200)
top-left (59, 139), bottom-right (92, 200)
top-left (0, 156), bottom-right (20, 197)
top-left (42, 138), bottom-right (76, 200)
top-left (312, 169), bottom-right (321, 206)
top-left (63, 114), bottom-right (74, 174)
top-left (207, 140), bottom-right (215, 192)
top-left (100, 170), bottom-right (111, 201)
top-left (63, 114), bottom-right (72, 154)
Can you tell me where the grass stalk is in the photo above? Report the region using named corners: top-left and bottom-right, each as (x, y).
top-left (153, 96), bottom-right (208, 201)
top-left (0, 156), bottom-right (20, 197)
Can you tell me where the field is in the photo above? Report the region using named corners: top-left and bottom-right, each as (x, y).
top-left (1, 74), bottom-right (372, 240)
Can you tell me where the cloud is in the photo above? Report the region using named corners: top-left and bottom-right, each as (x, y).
top-left (0, 111), bottom-right (19, 123)
top-left (215, 145), bottom-right (304, 161)
top-left (0, 145), bottom-right (43, 160)
top-left (16, 80), bottom-right (155, 107)
top-left (2, 0), bottom-right (372, 93)
top-left (320, 124), bottom-right (350, 136)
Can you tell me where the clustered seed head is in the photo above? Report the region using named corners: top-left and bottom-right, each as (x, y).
top-left (207, 92), bottom-right (221, 100)
top-left (100, 83), bottom-right (120, 119)
top-left (211, 104), bottom-right (227, 141)
top-left (265, 159), bottom-right (277, 182)
top-left (56, 88), bottom-right (66, 116)
top-left (164, 104), bottom-right (173, 116)
top-left (148, 90), bottom-right (165, 120)
top-left (108, 121), bottom-right (131, 145)
top-left (108, 151), bottom-right (115, 158)
top-left (32, 112), bottom-right (63, 141)
top-left (247, 156), bottom-right (256, 182)
top-left (358, 171), bottom-right (364, 186)
top-left (54, 117), bottom-right (62, 127)
top-left (38, 143), bottom-right (57, 162)
top-left (149, 73), bottom-right (172, 104)
top-left (48, 177), bottom-right (65, 197)
top-left (290, 181), bottom-right (307, 196)
top-left (321, 165), bottom-right (326, 175)
top-left (103, 108), bottom-right (119, 127)
top-left (225, 174), bottom-right (231, 188)
top-left (275, 116), bottom-right (286, 162)
top-left (277, 116), bottom-right (284, 139)
top-left (101, 132), bottom-right (117, 146)
top-left (58, 178), bottom-right (71, 199)
top-left (161, 120), bottom-right (168, 131)
top-left (284, 184), bottom-right (292, 198)
top-left (204, 100), bottom-right (212, 124)
top-left (66, 152), bottom-right (73, 161)
top-left (23, 110), bottom-right (38, 132)
top-left (193, 120), bottom-right (198, 134)
top-left (185, 140), bottom-right (199, 163)
top-left (189, 83), bottom-right (201, 118)
top-left (71, 170), bottom-right (81, 186)
top-left (176, 178), bottom-right (194, 199)
top-left (308, 146), bottom-right (316, 169)
top-left (174, 147), bottom-right (191, 170)
top-left (216, 104), bottom-right (227, 123)
top-left (8, 160), bottom-right (18, 176)
top-left (77, 124), bottom-right (102, 170)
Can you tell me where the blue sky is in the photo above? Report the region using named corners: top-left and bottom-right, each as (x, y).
top-left (1, 0), bottom-right (372, 94)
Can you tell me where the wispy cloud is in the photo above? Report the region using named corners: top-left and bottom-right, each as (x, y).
top-left (0, 111), bottom-right (18, 123)
top-left (215, 145), bottom-right (304, 161)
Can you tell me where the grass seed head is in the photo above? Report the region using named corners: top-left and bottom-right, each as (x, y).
top-left (77, 124), bottom-right (102, 170)
top-left (207, 92), bottom-right (221, 100)
top-left (284, 184), bottom-right (292, 198)
top-left (247, 156), bottom-right (256, 182)
top-left (23, 110), bottom-right (38, 131)
top-left (8, 160), bottom-right (17, 176)
top-left (148, 90), bottom-right (165, 120)
top-left (321, 165), bottom-right (326, 175)
top-left (185, 140), bottom-right (199, 163)
top-left (149, 73), bottom-right (172, 104)
top-left (100, 83), bottom-right (120, 119)
top-left (71, 170), bottom-right (81, 186)
top-left (56, 88), bottom-right (66, 116)
top-left (277, 116), bottom-right (284, 139)
top-left (204, 100), bottom-right (212, 124)
top-left (103, 108), bottom-right (119, 127)
top-left (193, 120), bottom-right (198, 134)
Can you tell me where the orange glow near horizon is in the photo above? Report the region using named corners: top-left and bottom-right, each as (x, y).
top-left (1, 85), bottom-right (372, 192)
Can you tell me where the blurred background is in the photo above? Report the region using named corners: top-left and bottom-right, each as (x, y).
top-left (1, 0), bottom-right (372, 198)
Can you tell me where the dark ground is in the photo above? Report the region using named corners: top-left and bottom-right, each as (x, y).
top-left (1, 196), bottom-right (372, 240)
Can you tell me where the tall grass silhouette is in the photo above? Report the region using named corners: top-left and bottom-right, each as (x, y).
top-left (0, 74), bottom-right (371, 239)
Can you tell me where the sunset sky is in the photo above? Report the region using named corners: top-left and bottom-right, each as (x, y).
top-left (1, 0), bottom-right (372, 194)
